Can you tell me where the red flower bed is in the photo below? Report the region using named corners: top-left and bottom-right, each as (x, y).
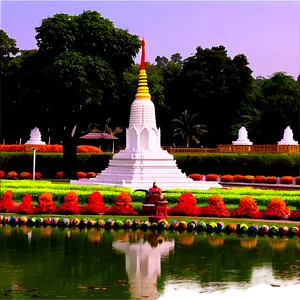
top-left (34, 192), bottom-right (57, 214)
top-left (86, 172), bottom-right (97, 178)
top-left (58, 191), bottom-right (81, 214)
top-left (196, 194), bottom-right (230, 217)
top-left (15, 194), bottom-right (34, 214)
top-left (56, 172), bottom-right (63, 179)
top-left (205, 174), bottom-right (218, 181)
top-left (253, 175), bottom-right (265, 183)
top-left (265, 176), bottom-right (277, 184)
top-left (7, 171), bottom-right (18, 179)
top-left (230, 196), bottom-right (261, 219)
top-left (0, 190), bottom-right (15, 213)
top-left (295, 176), bottom-right (300, 185)
top-left (81, 191), bottom-right (106, 214)
top-left (243, 175), bottom-right (254, 183)
top-left (0, 144), bottom-right (102, 153)
top-left (20, 172), bottom-right (32, 179)
top-left (35, 172), bottom-right (42, 179)
top-left (280, 176), bottom-right (293, 184)
top-left (232, 175), bottom-right (244, 182)
top-left (289, 209), bottom-right (300, 221)
top-left (262, 197), bottom-right (290, 219)
top-left (188, 174), bottom-right (203, 181)
top-left (105, 192), bottom-right (135, 215)
top-left (0, 171), bottom-right (5, 179)
top-left (77, 172), bottom-right (86, 179)
top-left (168, 193), bottom-right (197, 216)
top-left (220, 174), bottom-right (233, 182)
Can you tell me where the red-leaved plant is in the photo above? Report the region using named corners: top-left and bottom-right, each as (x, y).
top-left (289, 208), bottom-right (300, 221)
top-left (15, 194), bottom-right (34, 214)
top-left (77, 172), bottom-right (86, 179)
top-left (0, 190), bottom-right (15, 213)
top-left (20, 172), bottom-right (32, 179)
top-left (295, 176), bottom-right (300, 185)
top-left (58, 191), bottom-right (81, 214)
top-left (232, 175), bottom-right (244, 182)
top-left (168, 193), bottom-right (197, 216)
top-left (280, 176), bottom-right (293, 184)
top-left (243, 175), bottom-right (254, 183)
top-left (220, 174), bottom-right (233, 182)
top-left (265, 176), bottom-right (277, 184)
top-left (105, 192), bottom-right (136, 215)
top-left (56, 172), bottom-right (63, 179)
top-left (0, 171), bottom-right (5, 179)
top-left (35, 192), bottom-right (57, 214)
top-left (7, 171), bottom-right (18, 179)
top-left (86, 172), bottom-right (97, 178)
top-left (262, 197), bottom-right (290, 219)
top-left (81, 191), bottom-right (106, 214)
top-left (253, 175), bottom-right (265, 183)
top-left (196, 194), bottom-right (230, 217)
top-left (230, 196), bottom-right (261, 219)
top-left (188, 174), bottom-right (203, 181)
top-left (205, 174), bottom-right (218, 181)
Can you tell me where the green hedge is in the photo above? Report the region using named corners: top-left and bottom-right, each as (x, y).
top-left (0, 152), bottom-right (300, 177)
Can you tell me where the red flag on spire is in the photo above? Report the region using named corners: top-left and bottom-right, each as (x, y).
top-left (140, 39), bottom-right (146, 70)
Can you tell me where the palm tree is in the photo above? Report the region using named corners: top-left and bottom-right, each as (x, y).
top-left (171, 110), bottom-right (208, 147)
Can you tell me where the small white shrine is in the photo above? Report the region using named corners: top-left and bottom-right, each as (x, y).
top-left (232, 127), bottom-right (253, 145)
top-left (25, 127), bottom-right (46, 145)
top-left (113, 237), bottom-right (175, 300)
top-left (278, 126), bottom-right (298, 145)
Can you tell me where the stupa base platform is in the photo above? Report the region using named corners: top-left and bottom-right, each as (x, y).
top-left (278, 141), bottom-right (298, 145)
top-left (70, 178), bottom-right (222, 191)
top-left (232, 141), bottom-right (253, 145)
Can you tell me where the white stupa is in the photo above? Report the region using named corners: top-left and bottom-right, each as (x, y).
top-left (232, 127), bottom-right (253, 145)
top-left (25, 127), bottom-right (46, 145)
top-left (278, 126), bottom-right (298, 145)
top-left (71, 39), bottom-right (222, 190)
top-left (113, 237), bottom-right (175, 300)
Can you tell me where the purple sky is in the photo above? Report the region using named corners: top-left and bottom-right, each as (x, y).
top-left (1, 1), bottom-right (299, 79)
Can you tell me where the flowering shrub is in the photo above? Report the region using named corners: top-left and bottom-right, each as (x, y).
top-left (81, 191), bottom-right (106, 214)
top-left (105, 192), bottom-right (135, 215)
top-left (289, 209), bottom-right (300, 221)
top-left (15, 194), bottom-right (34, 214)
top-left (232, 175), bottom-right (244, 182)
top-left (0, 144), bottom-right (102, 153)
top-left (35, 172), bottom-right (42, 179)
top-left (0, 190), bottom-right (15, 213)
top-left (86, 172), bottom-right (97, 178)
top-left (35, 192), bottom-right (57, 214)
top-left (196, 194), bottom-right (230, 217)
top-left (56, 172), bottom-right (63, 179)
top-left (220, 175), bottom-right (233, 182)
top-left (77, 172), bottom-right (86, 179)
top-left (7, 171), bottom-right (18, 179)
top-left (253, 175), bottom-right (265, 183)
top-left (20, 172), bottom-right (32, 179)
top-left (230, 196), bottom-right (261, 219)
top-left (262, 197), bottom-right (291, 219)
top-left (280, 176), bottom-right (293, 184)
top-left (243, 175), bottom-right (254, 183)
top-left (188, 174), bottom-right (203, 181)
top-left (295, 176), bottom-right (300, 185)
top-left (205, 174), bottom-right (218, 181)
top-left (265, 176), bottom-right (277, 184)
top-left (58, 191), bottom-right (81, 214)
top-left (0, 171), bottom-right (5, 179)
top-left (168, 193), bottom-right (197, 216)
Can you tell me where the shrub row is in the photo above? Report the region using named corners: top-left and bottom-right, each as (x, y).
top-left (188, 174), bottom-right (300, 184)
top-left (0, 153), bottom-right (300, 178)
top-left (1, 190), bottom-right (299, 220)
top-left (0, 145), bottom-right (102, 153)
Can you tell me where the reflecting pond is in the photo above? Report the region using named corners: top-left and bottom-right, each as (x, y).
top-left (0, 225), bottom-right (299, 299)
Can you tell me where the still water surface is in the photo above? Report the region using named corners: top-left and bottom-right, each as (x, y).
top-left (0, 225), bottom-right (299, 299)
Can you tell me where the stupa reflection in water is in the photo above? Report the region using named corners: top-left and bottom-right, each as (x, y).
top-left (113, 233), bottom-right (175, 300)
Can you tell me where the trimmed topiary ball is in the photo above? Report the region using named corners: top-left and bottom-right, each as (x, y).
top-left (237, 223), bottom-right (248, 233)
top-left (141, 221), bottom-right (151, 230)
top-left (269, 225), bottom-right (279, 235)
top-left (124, 220), bottom-right (133, 228)
top-left (290, 226), bottom-right (299, 235)
top-left (88, 219), bottom-right (96, 227)
top-left (178, 221), bottom-right (188, 231)
top-left (198, 221), bottom-right (207, 231)
top-left (51, 217), bottom-right (59, 226)
top-left (80, 218), bottom-right (88, 227)
top-left (19, 216), bottom-right (28, 225)
top-left (187, 222), bottom-right (197, 231)
top-left (279, 226), bottom-right (289, 235)
top-left (216, 222), bottom-right (225, 232)
top-left (59, 218), bottom-right (70, 227)
top-left (170, 220), bottom-right (179, 230)
top-left (225, 223), bottom-right (236, 232)
top-left (35, 217), bottom-right (44, 226)
top-left (248, 224), bottom-right (259, 235)
top-left (27, 217), bottom-right (36, 226)
top-left (114, 220), bottom-right (124, 229)
top-left (4, 216), bottom-right (11, 224)
top-left (96, 219), bottom-right (105, 228)
top-left (207, 222), bottom-right (217, 232)
top-left (44, 217), bottom-right (52, 225)
top-left (132, 220), bottom-right (141, 230)
top-left (105, 219), bottom-right (115, 229)
top-left (71, 218), bottom-right (80, 227)
top-left (11, 216), bottom-right (19, 225)
top-left (0, 215), bottom-right (3, 223)
top-left (150, 222), bottom-right (158, 231)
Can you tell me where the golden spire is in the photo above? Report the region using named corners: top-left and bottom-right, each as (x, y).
top-left (135, 39), bottom-right (151, 100)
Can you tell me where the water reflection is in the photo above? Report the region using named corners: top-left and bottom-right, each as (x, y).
top-left (0, 225), bottom-right (299, 299)
top-left (113, 231), bottom-right (175, 300)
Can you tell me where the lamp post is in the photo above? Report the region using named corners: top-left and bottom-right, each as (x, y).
top-left (32, 147), bottom-right (36, 180)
